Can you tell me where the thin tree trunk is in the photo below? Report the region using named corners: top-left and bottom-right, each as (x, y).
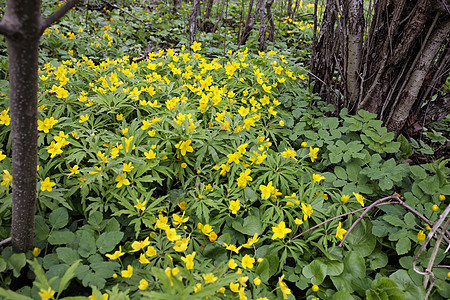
top-left (0, 0), bottom-right (78, 252)
top-left (203, 0), bottom-right (214, 20)
top-left (258, 0), bottom-right (267, 52)
top-left (189, 0), bottom-right (201, 43)
top-left (266, 0), bottom-right (275, 42)
top-left (346, 0), bottom-right (364, 108)
top-left (238, 0), bottom-right (264, 46)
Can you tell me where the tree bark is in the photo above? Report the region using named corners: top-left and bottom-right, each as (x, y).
top-left (189, 0), bottom-right (201, 43)
top-left (258, 0), bottom-right (267, 52)
top-left (238, 0), bottom-right (265, 47)
top-left (387, 18), bottom-right (450, 133)
top-left (346, 0), bottom-right (364, 108)
top-left (0, 0), bottom-right (78, 253)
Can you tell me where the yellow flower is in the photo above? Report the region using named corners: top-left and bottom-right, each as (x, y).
top-left (130, 237), bottom-right (150, 252)
top-left (353, 192), bottom-right (365, 207)
top-left (301, 203), bottom-right (313, 220)
top-left (237, 143), bottom-right (248, 154)
top-left (144, 149), bottom-right (156, 159)
top-left (68, 165), bottom-right (80, 177)
top-left (138, 279), bottom-right (148, 290)
top-left (230, 282), bottom-right (240, 293)
top-left (194, 283), bottom-right (202, 293)
top-left (432, 204), bottom-right (439, 212)
top-left (253, 277), bottom-right (261, 286)
top-left (237, 169), bottom-right (252, 188)
top-left (191, 41), bottom-right (202, 52)
top-left (341, 194), bottom-right (350, 203)
top-left (336, 222), bottom-right (347, 240)
top-left (176, 139), bottom-right (194, 156)
top-left (146, 246), bottom-right (157, 257)
top-left (39, 287), bottom-right (55, 300)
top-left (281, 148), bottom-right (297, 161)
top-left (40, 177), bottom-right (56, 192)
top-left (439, 194), bottom-right (445, 201)
top-left (0, 151), bottom-right (6, 161)
top-left (181, 162), bottom-right (187, 168)
top-left (227, 151), bottom-right (242, 164)
top-left (312, 173), bottom-right (325, 183)
top-left (181, 252), bottom-right (196, 270)
top-left (32, 247), bottom-right (41, 257)
top-left (105, 246), bottom-right (125, 260)
top-left (260, 181), bottom-right (275, 199)
top-left (225, 243), bottom-right (242, 254)
top-left (229, 199), bottom-right (241, 214)
top-left (309, 146), bottom-right (319, 162)
top-left (115, 174), bottom-right (130, 188)
top-left (417, 230), bottom-right (426, 241)
top-left (165, 227), bottom-right (180, 242)
top-left (312, 284), bottom-right (319, 292)
top-left (271, 221), bottom-right (291, 240)
top-left (122, 162), bottom-right (134, 173)
top-left (116, 113), bottom-right (123, 121)
top-left (294, 218), bottom-right (303, 225)
top-left (228, 259), bottom-right (238, 269)
top-left (173, 212), bottom-right (189, 228)
top-left (242, 233), bottom-right (260, 248)
top-left (203, 273), bottom-right (218, 284)
top-left (301, 142), bottom-right (307, 147)
top-left (278, 275), bottom-right (291, 299)
top-left (238, 106), bottom-right (250, 117)
top-left (134, 199), bottom-right (147, 211)
top-left (121, 265), bottom-right (133, 278)
top-left (139, 253), bottom-right (150, 264)
top-left (1, 170), bottom-right (12, 186)
top-left (79, 114), bottom-right (89, 123)
top-left (241, 255), bottom-right (255, 269)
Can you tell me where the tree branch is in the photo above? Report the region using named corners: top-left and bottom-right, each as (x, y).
top-left (41, 0), bottom-right (79, 32)
top-left (0, 237), bottom-right (12, 247)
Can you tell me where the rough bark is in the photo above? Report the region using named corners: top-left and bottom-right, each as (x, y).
top-left (346, 0), bottom-right (364, 108)
top-left (238, 0), bottom-right (264, 46)
top-left (387, 18), bottom-right (450, 133)
top-left (189, 0), bottom-right (202, 43)
top-left (311, 0), bottom-right (450, 136)
top-left (203, 0), bottom-right (215, 20)
top-left (258, 0), bottom-right (267, 52)
top-left (266, 0), bottom-right (275, 42)
top-left (0, 0), bottom-right (78, 252)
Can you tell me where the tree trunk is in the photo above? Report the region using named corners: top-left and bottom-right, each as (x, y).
top-left (346, 0), bottom-right (364, 108)
top-left (266, 0), bottom-right (275, 43)
top-left (0, 0), bottom-right (78, 252)
top-left (311, 0), bottom-right (450, 136)
top-left (189, 0), bottom-right (201, 43)
top-left (238, 0), bottom-right (264, 47)
top-left (258, 0), bottom-right (267, 52)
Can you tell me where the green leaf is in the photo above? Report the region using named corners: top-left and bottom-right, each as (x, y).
top-left (255, 256), bottom-right (270, 281)
top-left (78, 230), bottom-right (97, 258)
top-left (240, 215), bottom-right (263, 235)
top-left (396, 237), bottom-right (411, 255)
top-left (332, 291), bottom-right (354, 300)
top-left (302, 260), bottom-right (327, 285)
top-left (323, 260), bottom-right (344, 276)
top-left (366, 278), bottom-right (405, 300)
top-left (96, 232), bottom-right (124, 254)
top-left (383, 215), bottom-right (404, 227)
top-left (49, 207), bottom-right (69, 229)
top-left (0, 257), bottom-right (6, 272)
top-left (346, 222), bottom-right (376, 257)
top-left (369, 250), bottom-right (388, 270)
top-left (58, 260), bottom-right (81, 296)
top-left (48, 230), bottom-right (76, 245)
top-left (0, 287), bottom-right (32, 300)
top-left (389, 270), bottom-right (425, 300)
top-left (35, 215), bottom-right (50, 240)
top-left (56, 247), bottom-right (80, 265)
top-left (91, 261), bottom-right (119, 278)
top-left (8, 253), bottom-right (26, 277)
top-left (343, 251), bottom-right (365, 278)
top-left (334, 166), bottom-right (347, 180)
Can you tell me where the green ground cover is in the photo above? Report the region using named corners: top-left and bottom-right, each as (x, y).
top-left (0, 0), bottom-right (448, 299)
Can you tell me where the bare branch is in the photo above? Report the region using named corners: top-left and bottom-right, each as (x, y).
top-left (292, 201), bottom-right (398, 240)
top-left (0, 237), bottom-right (12, 247)
top-left (41, 0), bottom-right (79, 32)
